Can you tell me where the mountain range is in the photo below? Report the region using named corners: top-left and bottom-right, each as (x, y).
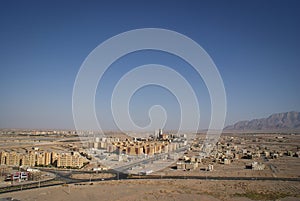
top-left (225, 111), bottom-right (300, 131)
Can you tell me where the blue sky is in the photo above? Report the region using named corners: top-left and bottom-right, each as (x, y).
top-left (0, 0), bottom-right (299, 130)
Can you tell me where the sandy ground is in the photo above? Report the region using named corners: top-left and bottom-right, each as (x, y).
top-left (70, 173), bottom-right (115, 180)
top-left (152, 157), bottom-right (300, 179)
top-left (0, 179), bottom-right (299, 201)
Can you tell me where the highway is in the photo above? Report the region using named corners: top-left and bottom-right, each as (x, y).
top-left (131, 175), bottom-right (300, 181)
top-left (1, 167), bottom-right (300, 195)
top-left (1, 147), bottom-right (299, 194)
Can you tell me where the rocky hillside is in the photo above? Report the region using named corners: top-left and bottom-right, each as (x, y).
top-left (225, 111), bottom-right (300, 130)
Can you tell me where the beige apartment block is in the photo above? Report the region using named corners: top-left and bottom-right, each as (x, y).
top-left (20, 152), bottom-right (35, 167)
top-left (6, 152), bottom-right (20, 166)
top-left (0, 152), bottom-right (8, 165)
top-left (57, 153), bottom-right (84, 168)
top-left (36, 152), bottom-right (52, 166)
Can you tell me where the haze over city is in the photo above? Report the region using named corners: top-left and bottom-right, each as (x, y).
top-left (0, 1), bottom-right (299, 131)
top-left (0, 1), bottom-right (300, 201)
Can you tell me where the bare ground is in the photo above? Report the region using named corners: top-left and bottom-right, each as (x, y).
top-left (0, 179), bottom-right (299, 201)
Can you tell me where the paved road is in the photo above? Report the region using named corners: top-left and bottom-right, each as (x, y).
top-left (134, 175), bottom-right (300, 181)
top-left (114, 146), bottom-right (188, 173)
top-left (1, 149), bottom-right (299, 195)
top-left (1, 169), bottom-right (300, 195)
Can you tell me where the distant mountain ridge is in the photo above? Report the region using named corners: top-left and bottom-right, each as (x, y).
top-left (225, 111), bottom-right (300, 130)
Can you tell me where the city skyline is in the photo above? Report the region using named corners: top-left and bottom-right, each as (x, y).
top-left (0, 1), bottom-right (300, 130)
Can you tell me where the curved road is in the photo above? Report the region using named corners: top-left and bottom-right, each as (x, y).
top-left (1, 168), bottom-right (300, 195)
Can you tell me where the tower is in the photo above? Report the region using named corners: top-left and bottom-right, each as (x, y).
top-left (158, 129), bottom-right (163, 139)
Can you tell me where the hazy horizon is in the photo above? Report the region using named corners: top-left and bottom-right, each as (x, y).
top-left (0, 1), bottom-right (300, 130)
